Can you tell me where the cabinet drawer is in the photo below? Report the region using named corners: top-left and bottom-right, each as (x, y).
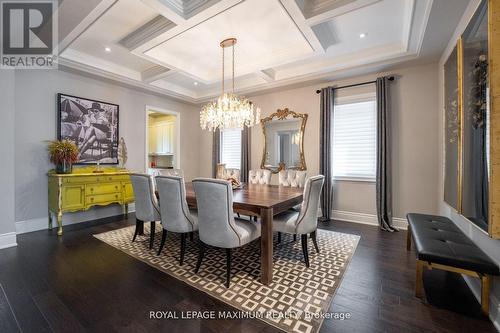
top-left (87, 193), bottom-right (122, 205)
top-left (86, 183), bottom-right (121, 195)
top-left (65, 175), bottom-right (130, 184)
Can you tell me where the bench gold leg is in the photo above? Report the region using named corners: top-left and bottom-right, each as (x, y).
top-left (481, 275), bottom-right (490, 315)
top-left (406, 224), bottom-right (412, 251)
top-left (415, 260), bottom-right (425, 298)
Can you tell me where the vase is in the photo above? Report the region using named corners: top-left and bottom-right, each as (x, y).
top-left (56, 161), bottom-right (73, 174)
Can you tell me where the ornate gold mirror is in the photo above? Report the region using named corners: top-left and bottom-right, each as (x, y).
top-left (260, 108), bottom-right (307, 173)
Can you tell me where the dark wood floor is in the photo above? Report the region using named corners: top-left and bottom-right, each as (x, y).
top-left (0, 214), bottom-right (496, 333)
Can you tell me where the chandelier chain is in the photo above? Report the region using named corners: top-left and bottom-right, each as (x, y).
top-left (221, 44), bottom-right (225, 95)
top-left (232, 44), bottom-right (235, 93)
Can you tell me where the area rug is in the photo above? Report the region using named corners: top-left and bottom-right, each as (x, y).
top-left (94, 226), bottom-right (359, 333)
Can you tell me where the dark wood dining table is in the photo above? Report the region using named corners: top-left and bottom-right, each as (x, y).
top-left (184, 182), bottom-right (303, 285)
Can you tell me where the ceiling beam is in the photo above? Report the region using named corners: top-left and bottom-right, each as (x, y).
top-left (257, 69), bottom-right (276, 82)
top-left (57, 0), bottom-right (117, 54)
top-left (141, 65), bottom-right (173, 83)
top-left (304, 0), bottom-right (382, 26)
top-left (140, 0), bottom-right (187, 25)
top-left (280, 0), bottom-right (325, 53)
top-left (119, 15), bottom-right (176, 51)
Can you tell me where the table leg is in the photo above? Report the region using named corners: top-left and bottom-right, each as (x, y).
top-left (57, 211), bottom-right (63, 236)
top-left (260, 207), bottom-right (273, 285)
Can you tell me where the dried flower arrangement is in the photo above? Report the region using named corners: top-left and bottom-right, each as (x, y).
top-left (47, 140), bottom-right (79, 174)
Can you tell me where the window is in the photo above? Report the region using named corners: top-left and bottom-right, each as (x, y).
top-left (220, 129), bottom-right (242, 169)
top-left (332, 95), bottom-right (376, 181)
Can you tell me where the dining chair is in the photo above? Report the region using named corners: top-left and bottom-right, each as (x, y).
top-left (130, 173), bottom-right (161, 249)
top-left (273, 175), bottom-right (325, 268)
top-left (249, 169), bottom-right (272, 185)
top-left (218, 168), bottom-right (241, 181)
top-left (155, 175), bottom-right (198, 265)
top-left (280, 170), bottom-right (308, 221)
top-left (156, 169), bottom-right (184, 178)
top-left (192, 178), bottom-right (261, 288)
top-left (244, 169), bottom-right (273, 221)
top-left (279, 170), bottom-right (307, 187)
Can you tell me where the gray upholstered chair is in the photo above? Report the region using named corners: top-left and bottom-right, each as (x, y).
top-left (155, 176), bottom-right (198, 265)
top-left (279, 170), bottom-right (307, 188)
top-left (273, 175), bottom-right (325, 267)
top-left (130, 173), bottom-right (161, 249)
top-left (156, 169), bottom-right (184, 178)
top-left (192, 178), bottom-right (261, 288)
top-left (249, 169), bottom-right (272, 185)
top-left (280, 169), bottom-right (308, 216)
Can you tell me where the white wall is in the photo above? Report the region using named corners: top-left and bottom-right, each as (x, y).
top-left (14, 69), bottom-right (200, 233)
top-left (438, 0), bottom-right (500, 328)
top-left (200, 63), bottom-right (440, 223)
top-left (0, 69), bottom-right (17, 248)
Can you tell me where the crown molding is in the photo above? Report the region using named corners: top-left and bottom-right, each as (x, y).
top-left (57, 57), bottom-right (198, 105)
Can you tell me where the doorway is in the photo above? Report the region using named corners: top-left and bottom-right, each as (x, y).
top-left (145, 106), bottom-right (180, 172)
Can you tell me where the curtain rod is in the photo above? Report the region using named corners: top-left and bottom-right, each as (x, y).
top-left (315, 76), bottom-right (395, 94)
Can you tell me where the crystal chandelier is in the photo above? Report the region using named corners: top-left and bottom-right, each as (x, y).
top-left (200, 38), bottom-right (260, 131)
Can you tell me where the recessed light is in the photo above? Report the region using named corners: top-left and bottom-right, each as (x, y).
top-left (359, 33), bottom-right (366, 39)
top-left (105, 47), bottom-right (111, 52)
top-left (194, 82), bottom-right (198, 86)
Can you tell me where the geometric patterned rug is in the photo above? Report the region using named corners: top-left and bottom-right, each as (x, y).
top-left (94, 226), bottom-right (359, 333)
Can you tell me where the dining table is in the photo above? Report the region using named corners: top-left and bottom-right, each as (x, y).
top-left (184, 182), bottom-right (304, 285)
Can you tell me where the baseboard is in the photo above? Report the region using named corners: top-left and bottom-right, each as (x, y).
top-left (16, 204), bottom-right (135, 234)
top-left (0, 232), bottom-right (17, 249)
top-left (463, 275), bottom-right (500, 331)
top-left (331, 209), bottom-right (408, 230)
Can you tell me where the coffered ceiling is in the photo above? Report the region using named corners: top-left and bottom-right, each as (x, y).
top-left (57, 0), bottom-right (467, 103)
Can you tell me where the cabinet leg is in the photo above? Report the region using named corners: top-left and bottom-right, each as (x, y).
top-left (48, 211), bottom-right (53, 230)
top-left (57, 211), bottom-right (63, 236)
top-left (481, 275), bottom-right (490, 315)
top-left (124, 204), bottom-right (129, 216)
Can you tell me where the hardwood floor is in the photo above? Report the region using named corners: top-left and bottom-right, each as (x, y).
top-left (0, 214), bottom-right (496, 333)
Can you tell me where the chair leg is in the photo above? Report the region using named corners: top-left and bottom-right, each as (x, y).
top-left (226, 248), bottom-right (232, 288)
top-left (415, 260), bottom-right (424, 298)
top-left (277, 232), bottom-right (282, 244)
top-left (481, 275), bottom-right (490, 315)
top-left (195, 241), bottom-right (205, 273)
top-left (189, 232), bottom-right (194, 241)
top-left (406, 224), bottom-right (412, 251)
top-left (157, 229), bottom-right (167, 255)
top-left (149, 221), bottom-right (156, 249)
top-left (311, 231), bottom-right (320, 254)
top-left (180, 233), bottom-right (187, 266)
top-left (293, 234), bottom-right (297, 242)
top-left (301, 234), bottom-right (310, 268)
top-left (254, 216), bottom-right (257, 222)
top-left (132, 219), bottom-right (144, 242)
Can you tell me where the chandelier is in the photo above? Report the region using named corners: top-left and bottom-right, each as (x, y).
top-left (200, 38), bottom-right (260, 131)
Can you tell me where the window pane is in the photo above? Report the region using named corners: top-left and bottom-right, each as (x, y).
top-left (220, 129), bottom-right (242, 169)
top-left (332, 99), bottom-right (376, 179)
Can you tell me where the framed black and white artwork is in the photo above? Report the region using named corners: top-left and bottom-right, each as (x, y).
top-left (57, 93), bottom-right (119, 164)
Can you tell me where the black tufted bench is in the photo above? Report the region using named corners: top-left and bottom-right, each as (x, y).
top-left (406, 213), bottom-right (499, 314)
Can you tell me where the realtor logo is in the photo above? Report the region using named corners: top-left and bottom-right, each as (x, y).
top-left (1, 0), bottom-right (57, 68)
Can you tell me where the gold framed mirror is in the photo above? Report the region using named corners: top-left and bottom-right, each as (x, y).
top-left (442, 0), bottom-right (500, 239)
top-left (260, 108), bottom-right (307, 173)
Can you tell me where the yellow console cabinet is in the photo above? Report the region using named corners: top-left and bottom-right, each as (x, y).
top-left (48, 168), bottom-right (135, 236)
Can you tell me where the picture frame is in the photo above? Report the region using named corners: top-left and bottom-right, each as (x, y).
top-left (57, 93), bottom-right (119, 165)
